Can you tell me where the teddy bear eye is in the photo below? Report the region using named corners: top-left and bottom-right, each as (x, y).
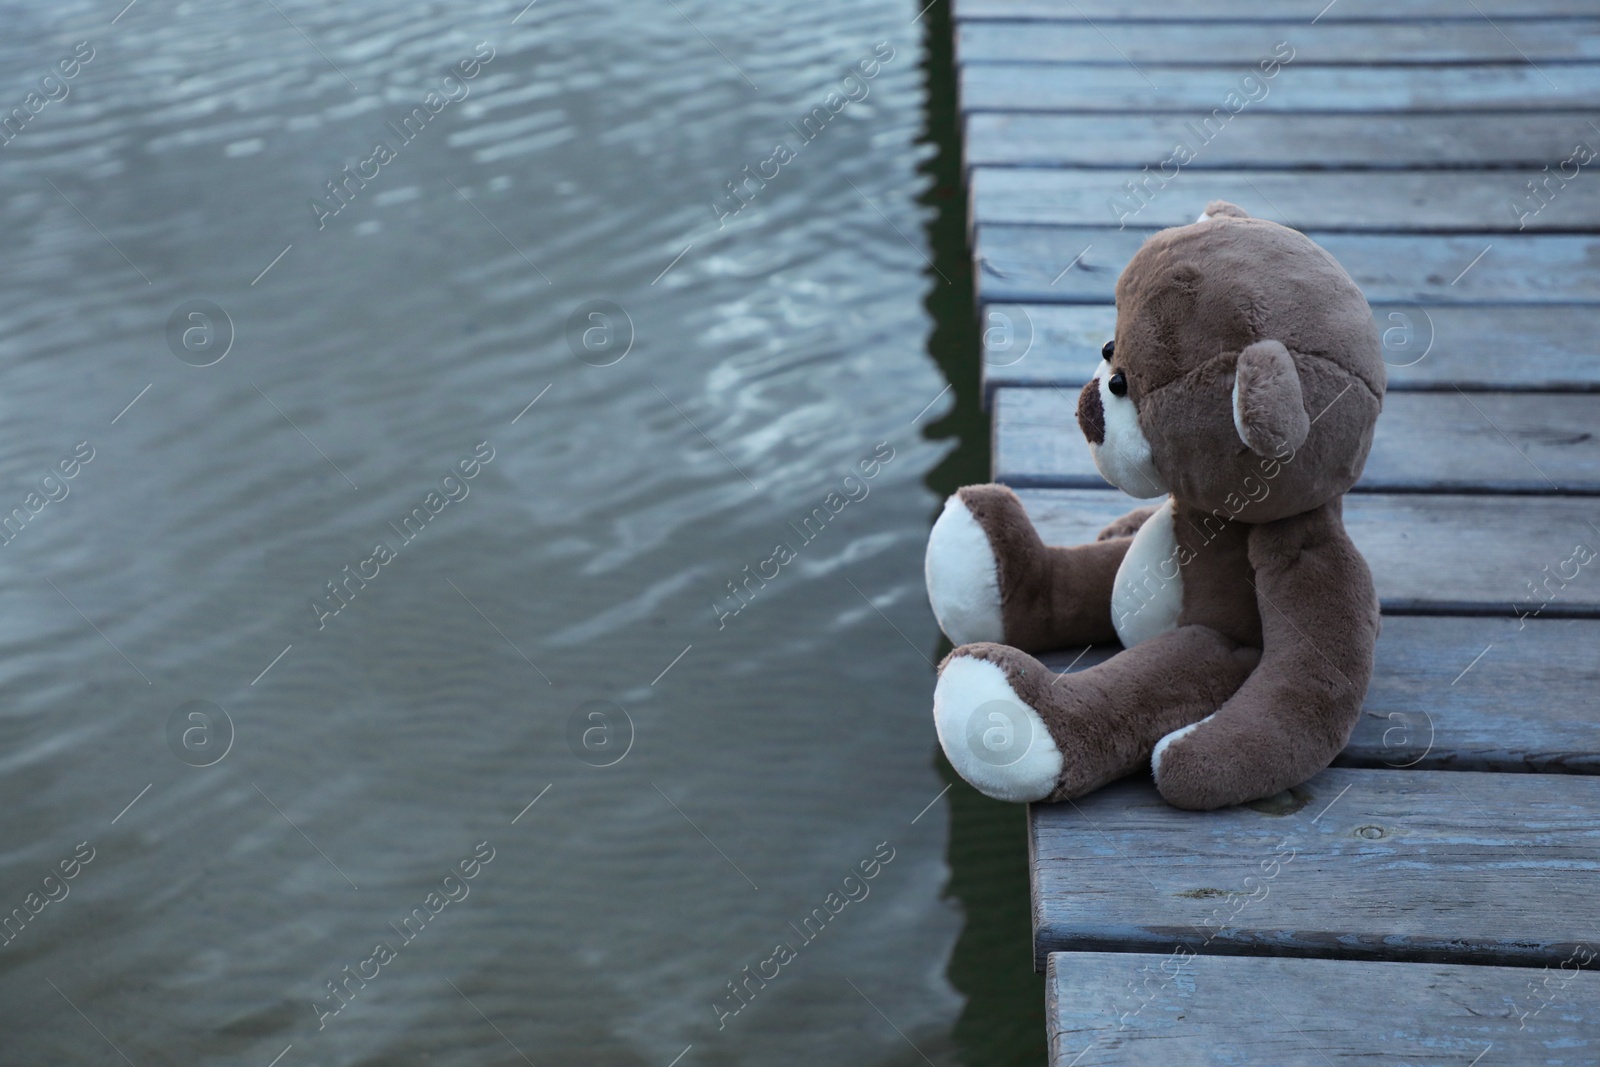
top-left (1108, 371), bottom-right (1127, 397)
top-left (1101, 340), bottom-right (1114, 361)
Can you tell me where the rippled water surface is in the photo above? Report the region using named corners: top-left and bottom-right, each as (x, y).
top-left (0, 0), bottom-right (1027, 1063)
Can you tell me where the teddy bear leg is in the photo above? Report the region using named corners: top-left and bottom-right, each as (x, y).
top-left (925, 483), bottom-right (1135, 651)
top-left (932, 626), bottom-right (1259, 803)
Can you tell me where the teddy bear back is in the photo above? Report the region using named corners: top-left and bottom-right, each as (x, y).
top-left (1110, 204), bottom-right (1386, 523)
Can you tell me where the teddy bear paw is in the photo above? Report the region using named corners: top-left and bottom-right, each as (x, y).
top-left (932, 647), bottom-right (1062, 802)
top-left (1151, 713), bottom-right (1216, 783)
top-left (1151, 713), bottom-right (1256, 811)
top-left (924, 491), bottom-right (1005, 645)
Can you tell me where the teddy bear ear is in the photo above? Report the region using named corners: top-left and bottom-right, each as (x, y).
top-left (1197, 200), bottom-right (1251, 223)
top-left (1232, 340), bottom-right (1310, 456)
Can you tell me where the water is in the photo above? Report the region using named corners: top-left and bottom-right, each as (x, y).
top-left (0, 0), bottom-right (1040, 1063)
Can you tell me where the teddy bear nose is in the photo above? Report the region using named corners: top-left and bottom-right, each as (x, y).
top-left (1076, 379), bottom-right (1105, 445)
top-left (1101, 340), bottom-right (1114, 360)
top-left (1108, 371), bottom-right (1128, 397)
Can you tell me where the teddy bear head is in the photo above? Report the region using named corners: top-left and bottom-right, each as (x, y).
top-left (1076, 201), bottom-right (1386, 523)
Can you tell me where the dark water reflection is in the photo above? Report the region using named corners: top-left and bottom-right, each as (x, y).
top-left (0, 0), bottom-right (1039, 1063)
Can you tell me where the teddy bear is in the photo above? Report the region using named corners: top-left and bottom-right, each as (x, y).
top-left (926, 201), bottom-right (1385, 811)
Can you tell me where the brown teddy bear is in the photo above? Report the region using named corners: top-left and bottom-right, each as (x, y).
top-left (926, 201), bottom-right (1385, 810)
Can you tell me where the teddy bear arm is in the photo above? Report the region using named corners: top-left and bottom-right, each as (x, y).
top-left (1095, 504), bottom-right (1162, 542)
top-left (1246, 512), bottom-right (1378, 757)
top-left (1151, 505), bottom-right (1379, 810)
top-left (1244, 505), bottom-right (1379, 701)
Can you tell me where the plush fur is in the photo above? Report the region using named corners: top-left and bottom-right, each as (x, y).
top-left (925, 201), bottom-right (1384, 810)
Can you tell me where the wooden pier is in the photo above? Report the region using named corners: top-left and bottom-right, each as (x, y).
top-left (951, 1), bottom-right (1600, 1061)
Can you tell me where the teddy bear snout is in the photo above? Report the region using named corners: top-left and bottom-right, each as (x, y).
top-left (1076, 379), bottom-right (1105, 445)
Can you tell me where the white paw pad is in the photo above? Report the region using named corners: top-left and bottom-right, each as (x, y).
top-left (925, 495), bottom-right (1003, 646)
top-left (933, 656), bottom-right (1061, 803)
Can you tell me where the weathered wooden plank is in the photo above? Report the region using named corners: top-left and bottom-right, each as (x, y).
top-left (960, 64), bottom-right (1600, 113)
top-left (954, 0), bottom-right (1600, 22)
top-left (1017, 488), bottom-right (1600, 616)
top-left (1040, 618), bottom-right (1600, 775)
top-left (980, 304), bottom-right (1600, 402)
top-left (965, 112), bottom-right (1600, 168)
top-left (960, 111), bottom-right (1600, 167)
top-left (971, 168), bottom-right (1594, 231)
top-left (1047, 951), bottom-right (1600, 1066)
top-left (1345, 616), bottom-right (1600, 773)
top-left (959, 20), bottom-right (1600, 64)
top-left (975, 226), bottom-right (1600, 304)
top-left (1029, 768), bottom-right (1600, 968)
top-left (994, 389), bottom-right (1600, 494)
top-left (978, 304), bottom-right (1115, 403)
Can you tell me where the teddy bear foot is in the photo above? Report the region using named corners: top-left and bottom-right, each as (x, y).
top-left (924, 489), bottom-right (1010, 647)
top-left (931, 645), bottom-right (1063, 802)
